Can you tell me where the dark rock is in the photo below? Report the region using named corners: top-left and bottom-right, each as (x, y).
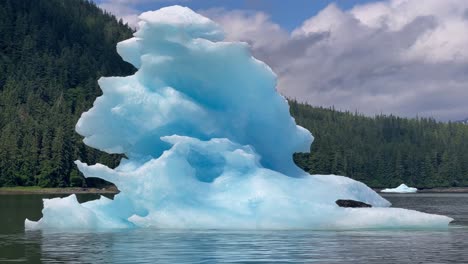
top-left (336, 199), bottom-right (372, 208)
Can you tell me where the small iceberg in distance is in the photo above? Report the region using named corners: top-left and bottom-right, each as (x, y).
top-left (381, 184), bottom-right (418, 193)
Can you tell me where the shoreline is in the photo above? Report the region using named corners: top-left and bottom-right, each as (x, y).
top-left (374, 187), bottom-right (468, 193)
top-left (0, 187), bottom-right (119, 195)
top-left (1, 186), bottom-right (467, 195)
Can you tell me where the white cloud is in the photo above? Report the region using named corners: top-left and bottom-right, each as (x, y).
top-left (97, 0), bottom-right (189, 28)
top-left (350, 0), bottom-right (468, 63)
top-left (200, 9), bottom-right (289, 52)
top-left (207, 0), bottom-right (468, 121)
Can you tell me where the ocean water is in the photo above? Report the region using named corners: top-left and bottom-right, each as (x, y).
top-left (1, 193), bottom-right (467, 263)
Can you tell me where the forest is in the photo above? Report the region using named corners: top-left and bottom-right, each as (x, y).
top-left (0, 0), bottom-right (467, 188)
top-left (291, 101), bottom-right (468, 188)
top-left (0, 0), bottom-right (133, 187)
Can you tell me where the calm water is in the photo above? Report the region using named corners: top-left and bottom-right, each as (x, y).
top-left (1, 193), bottom-right (467, 263)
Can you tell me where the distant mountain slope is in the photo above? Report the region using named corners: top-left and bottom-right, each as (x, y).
top-left (0, 0), bottom-right (135, 187)
top-left (290, 100), bottom-right (468, 188)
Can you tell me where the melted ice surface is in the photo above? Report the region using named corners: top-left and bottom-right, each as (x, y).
top-left (26, 6), bottom-right (452, 230)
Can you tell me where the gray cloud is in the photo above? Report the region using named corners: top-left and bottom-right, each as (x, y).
top-left (207, 1), bottom-right (468, 121)
top-left (100, 0), bottom-right (468, 121)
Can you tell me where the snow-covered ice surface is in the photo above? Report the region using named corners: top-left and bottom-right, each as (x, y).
top-left (382, 184), bottom-right (418, 193)
top-left (25, 6), bottom-right (452, 230)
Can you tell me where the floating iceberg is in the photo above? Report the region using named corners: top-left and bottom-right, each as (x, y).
top-left (25, 6), bottom-right (452, 230)
top-left (381, 184), bottom-right (418, 193)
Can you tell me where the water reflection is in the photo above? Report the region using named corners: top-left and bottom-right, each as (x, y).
top-left (36, 228), bottom-right (468, 264)
top-left (1, 193), bottom-right (468, 263)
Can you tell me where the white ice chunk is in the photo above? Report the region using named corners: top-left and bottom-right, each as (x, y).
top-left (381, 184), bottom-right (418, 193)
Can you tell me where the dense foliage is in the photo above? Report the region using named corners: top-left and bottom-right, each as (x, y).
top-left (291, 100), bottom-right (468, 188)
top-left (0, 0), bottom-right (134, 187)
top-left (0, 0), bottom-right (467, 189)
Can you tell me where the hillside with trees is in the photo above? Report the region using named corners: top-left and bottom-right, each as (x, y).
top-left (291, 100), bottom-right (468, 188)
top-left (0, 0), bottom-right (467, 189)
top-left (0, 0), bottom-right (134, 187)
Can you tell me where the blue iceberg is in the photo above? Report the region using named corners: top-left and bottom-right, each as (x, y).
top-left (25, 6), bottom-right (452, 230)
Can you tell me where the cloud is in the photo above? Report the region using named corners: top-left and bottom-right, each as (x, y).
top-left (97, 0), bottom-right (190, 28)
top-left (207, 0), bottom-right (468, 121)
top-left (99, 0), bottom-right (468, 121)
top-left (99, 2), bottom-right (139, 27)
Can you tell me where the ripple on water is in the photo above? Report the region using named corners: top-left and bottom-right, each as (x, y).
top-left (0, 193), bottom-right (467, 263)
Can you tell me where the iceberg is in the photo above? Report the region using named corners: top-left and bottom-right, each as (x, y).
top-left (381, 184), bottom-right (418, 193)
top-left (25, 6), bottom-right (452, 230)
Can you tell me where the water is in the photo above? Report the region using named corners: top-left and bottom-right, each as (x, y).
top-left (1, 193), bottom-right (467, 263)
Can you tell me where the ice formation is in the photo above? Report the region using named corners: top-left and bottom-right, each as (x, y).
top-left (381, 184), bottom-right (418, 193)
top-left (25, 6), bottom-right (452, 230)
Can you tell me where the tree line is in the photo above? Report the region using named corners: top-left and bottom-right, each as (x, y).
top-left (291, 100), bottom-right (468, 188)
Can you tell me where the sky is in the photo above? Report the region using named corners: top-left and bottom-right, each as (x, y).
top-left (94, 0), bottom-right (468, 121)
top-left (95, 0), bottom-right (378, 31)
